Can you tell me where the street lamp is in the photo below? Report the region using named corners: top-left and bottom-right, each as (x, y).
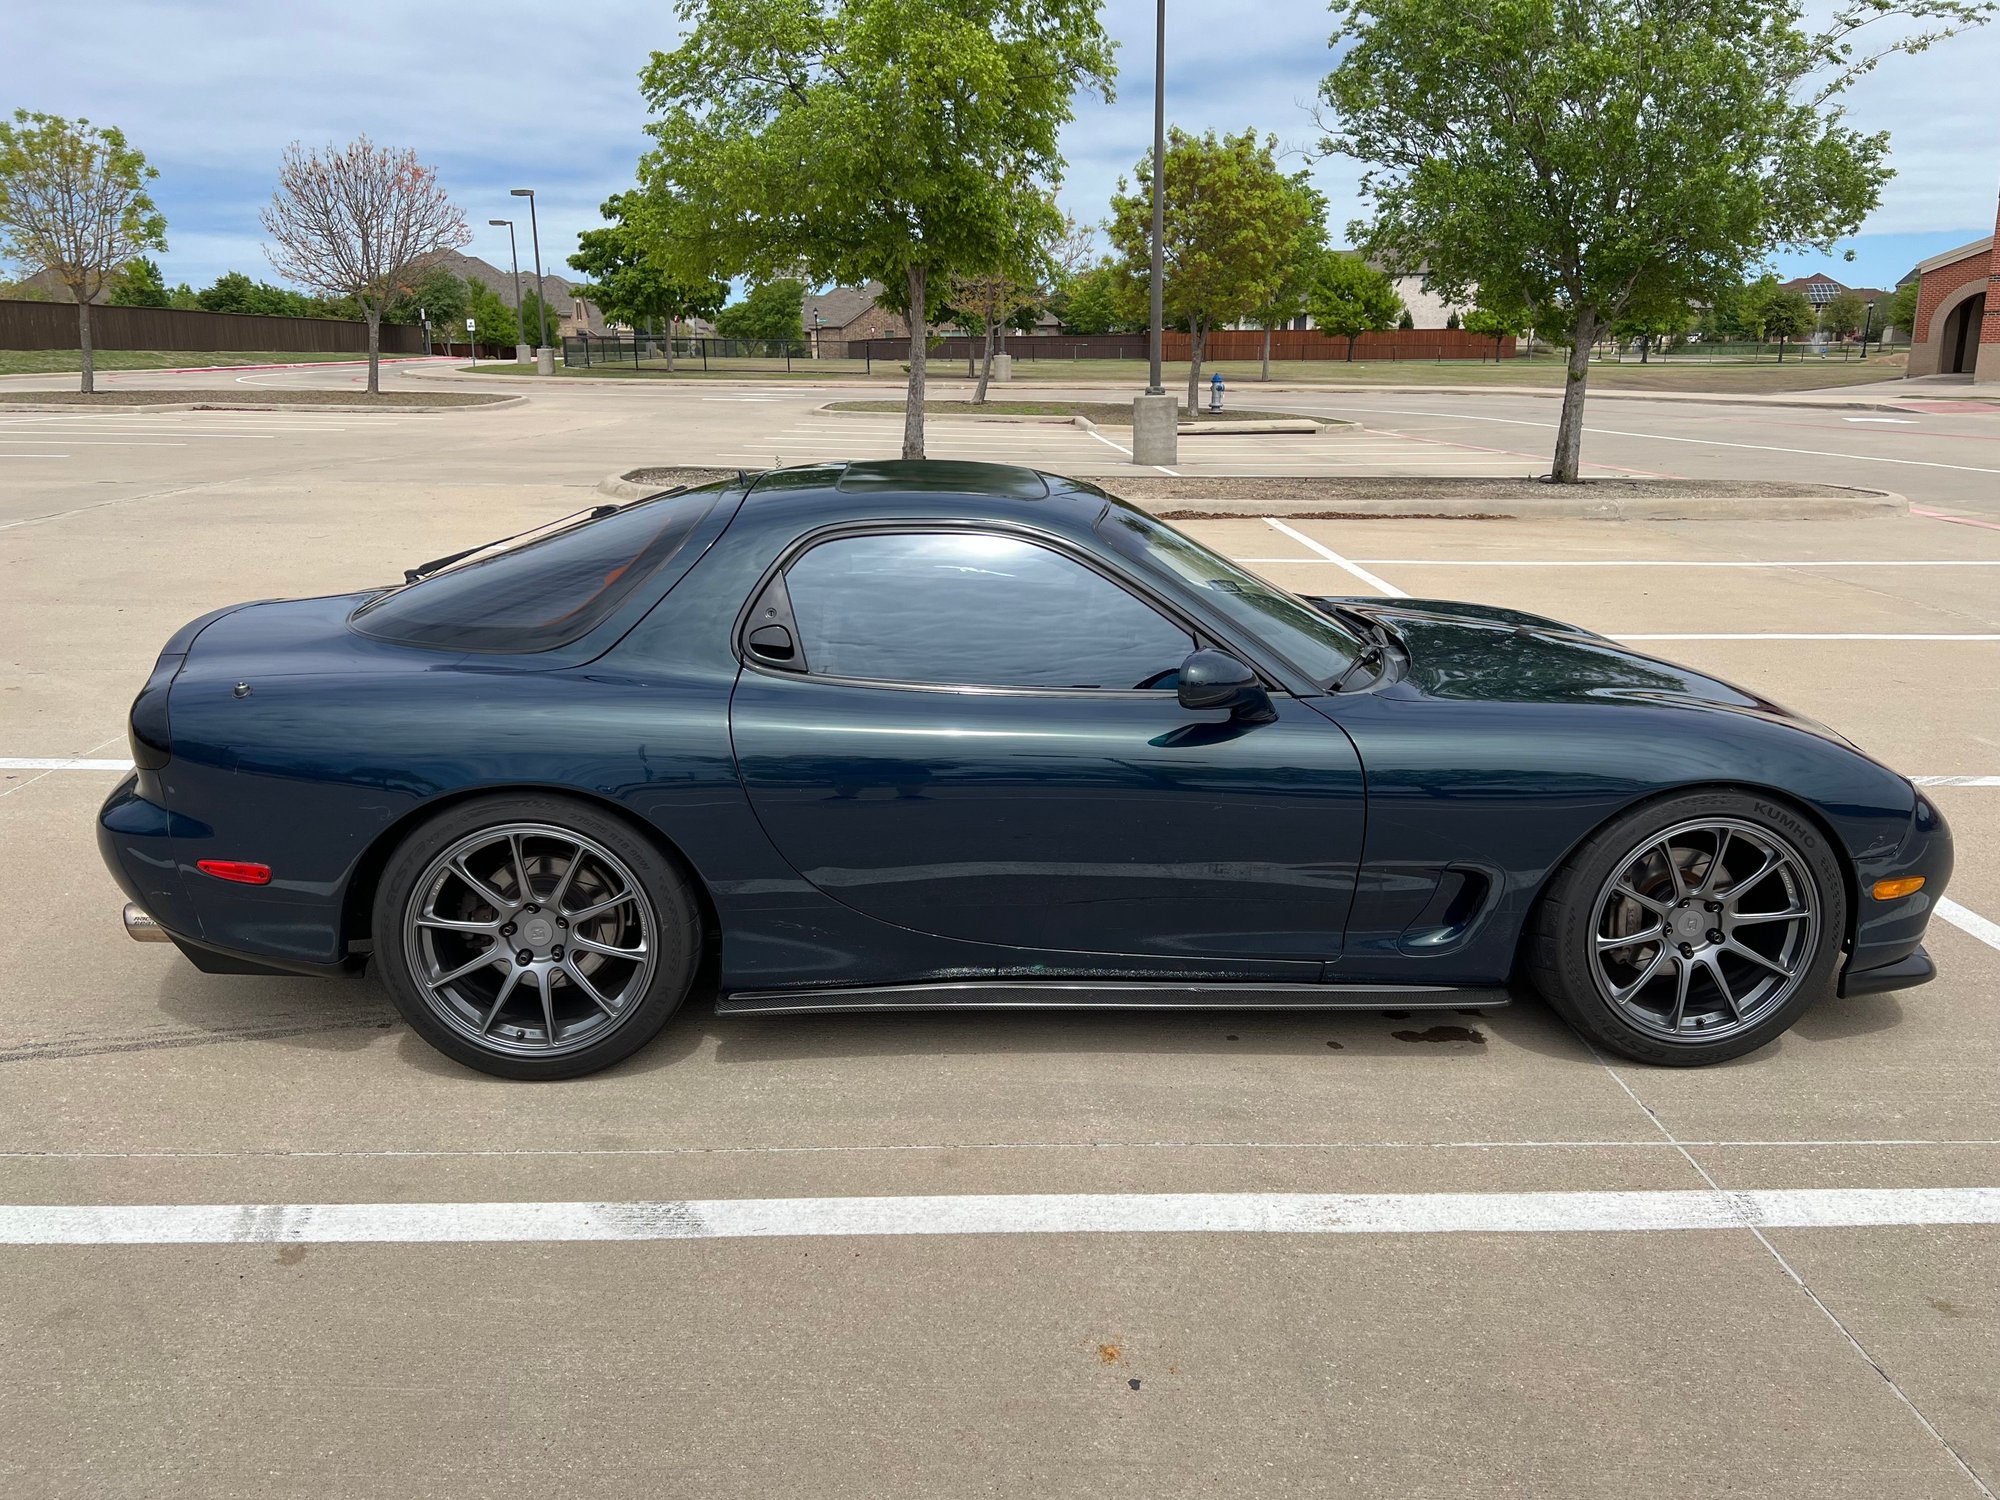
top-left (488, 219), bottom-right (529, 359)
top-left (1861, 299), bottom-right (1876, 360)
top-left (1147, 0), bottom-right (1165, 397)
top-left (510, 188), bottom-right (549, 351)
top-left (1128, 0), bottom-right (1178, 467)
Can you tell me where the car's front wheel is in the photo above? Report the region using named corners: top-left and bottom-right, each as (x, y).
top-left (372, 795), bottom-right (701, 1079)
top-left (1527, 790), bottom-right (1847, 1066)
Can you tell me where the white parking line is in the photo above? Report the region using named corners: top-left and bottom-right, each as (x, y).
top-left (1915, 776), bottom-right (2000, 787)
top-left (1613, 633), bottom-right (2000, 642)
top-left (1328, 405), bottom-right (2000, 478)
top-left (0, 758), bottom-right (134, 771)
top-left (1937, 899), bottom-right (2000, 953)
top-left (1233, 559), bottom-right (2000, 569)
top-left (6, 1186), bottom-right (2000, 1245)
top-left (1262, 518), bottom-right (1408, 597)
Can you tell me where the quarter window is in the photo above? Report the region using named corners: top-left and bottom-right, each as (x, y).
top-left (780, 531), bottom-right (1195, 690)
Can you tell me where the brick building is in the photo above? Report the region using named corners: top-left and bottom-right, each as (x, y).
top-left (1906, 182), bottom-right (2000, 381)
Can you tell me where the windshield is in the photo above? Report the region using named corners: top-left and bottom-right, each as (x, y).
top-left (352, 485), bottom-right (725, 652)
top-left (1096, 504), bottom-right (1362, 687)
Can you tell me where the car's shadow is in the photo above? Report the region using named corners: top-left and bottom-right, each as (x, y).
top-left (139, 964), bottom-right (1911, 1082)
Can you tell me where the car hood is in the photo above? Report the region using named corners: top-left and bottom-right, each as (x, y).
top-left (1310, 594), bottom-right (1850, 738)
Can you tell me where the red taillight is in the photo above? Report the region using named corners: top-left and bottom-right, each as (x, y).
top-left (197, 860), bottom-right (271, 885)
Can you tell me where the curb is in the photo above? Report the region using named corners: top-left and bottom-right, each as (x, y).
top-left (1133, 486), bottom-right (1905, 522)
top-left (599, 465), bottom-right (1904, 522)
top-left (0, 395), bottom-right (525, 414)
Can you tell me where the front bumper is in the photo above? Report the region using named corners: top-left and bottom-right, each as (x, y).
top-left (1843, 792), bottom-right (1953, 996)
top-left (1839, 945), bottom-right (1934, 998)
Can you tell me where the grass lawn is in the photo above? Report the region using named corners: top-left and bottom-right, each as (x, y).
top-left (0, 349), bottom-right (409, 376)
top-left (494, 350), bottom-right (1906, 395)
top-left (824, 399), bottom-right (1338, 426)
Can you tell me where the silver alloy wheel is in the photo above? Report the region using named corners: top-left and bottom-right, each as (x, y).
top-left (1589, 816), bottom-right (1820, 1044)
top-left (401, 821), bottom-right (658, 1058)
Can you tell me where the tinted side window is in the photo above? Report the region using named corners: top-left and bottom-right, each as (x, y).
top-left (353, 487), bottom-right (722, 652)
top-left (782, 532), bottom-right (1194, 690)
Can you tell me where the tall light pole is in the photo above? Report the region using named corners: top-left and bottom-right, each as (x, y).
top-left (1128, 0), bottom-right (1177, 465)
top-left (489, 218), bottom-right (528, 358)
top-left (510, 188), bottom-right (549, 350)
top-left (1861, 299), bottom-right (1876, 360)
top-left (1147, 0), bottom-right (1166, 396)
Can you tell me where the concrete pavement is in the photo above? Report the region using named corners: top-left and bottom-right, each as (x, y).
top-left (3, 364), bottom-right (1999, 1497)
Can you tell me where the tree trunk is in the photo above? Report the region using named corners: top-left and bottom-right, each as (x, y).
top-left (1551, 312), bottom-right (1597, 483)
top-left (1639, 333), bottom-right (1650, 365)
top-left (364, 306), bottom-right (382, 395)
top-left (903, 264), bottom-right (927, 460)
top-left (666, 313), bottom-right (676, 372)
top-left (974, 313), bottom-right (997, 405)
top-left (77, 296), bottom-right (95, 395)
top-left (1260, 321), bottom-right (1272, 382)
top-left (1184, 314), bottom-right (1206, 415)
top-left (1346, 332), bottom-right (1358, 362)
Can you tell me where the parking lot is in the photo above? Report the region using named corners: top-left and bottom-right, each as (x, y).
top-left (4, 365), bottom-right (1999, 1497)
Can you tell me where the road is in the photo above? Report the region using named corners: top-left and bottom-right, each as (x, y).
top-left (2, 360), bottom-right (1997, 1498)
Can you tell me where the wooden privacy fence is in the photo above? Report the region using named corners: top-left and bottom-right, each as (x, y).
top-left (0, 299), bottom-right (427, 354)
top-left (843, 328), bottom-right (1515, 362)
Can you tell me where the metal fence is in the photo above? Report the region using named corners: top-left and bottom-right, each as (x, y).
top-left (1588, 336), bottom-right (1898, 364)
top-left (564, 332), bottom-right (874, 374)
top-left (0, 298), bottom-right (427, 354)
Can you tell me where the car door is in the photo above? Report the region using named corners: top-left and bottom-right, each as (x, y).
top-left (726, 525), bottom-right (1368, 965)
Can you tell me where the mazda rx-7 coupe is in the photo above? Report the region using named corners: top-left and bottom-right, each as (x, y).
top-left (100, 460), bottom-right (1951, 1078)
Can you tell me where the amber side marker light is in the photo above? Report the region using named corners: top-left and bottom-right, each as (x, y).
top-left (1871, 876), bottom-right (1926, 901)
top-left (197, 860), bottom-right (272, 886)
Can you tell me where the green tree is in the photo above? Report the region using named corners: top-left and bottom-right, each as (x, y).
top-left (1820, 289), bottom-right (1866, 340)
top-left (466, 279), bottom-right (524, 351)
top-left (1305, 253), bottom-right (1404, 360)
top-left (1250, 182), bottom-right (1332, 379)
top-left (385, 265), bottom-right (469, 336)
top-left (714, 277), bottom-right (808, 346)
top-left (1882, 278), bottom-right (1920, 342)
top-left (1611, 286), bottom-right (1693, 362)
top-left (1761, 286), bottom-right (1815, 359)
top-left (1317, 0), bottom-right (1991, 481)
top-left (568, 191), bottom-right (727, 370)
top-left (1108, 127), bottom-right (1318, 412)
top-left (0, 111), bottom-right (167, 392)
top-left (1055, 261), bottom-right (1136, 335)
top-left (637, 0), bottom-right (1115, 459)
top-left (108, 256), bottom-right (171, 307)
top-left (1395, 307), bottom-right (1414, 330)
top-left (1463, 303), bottom-right (1525, 361)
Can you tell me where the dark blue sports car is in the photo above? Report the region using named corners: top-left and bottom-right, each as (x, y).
top-left (100, 460), bottom-right (1951, 1078)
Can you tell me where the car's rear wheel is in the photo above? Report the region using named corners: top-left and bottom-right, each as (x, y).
top-left (372, 795), bottom-right (701, 1079)
top-left (1526, 790), bottom-right (1846, 1065)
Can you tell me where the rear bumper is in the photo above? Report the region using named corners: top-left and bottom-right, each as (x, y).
top-left (1839, 945), bottom-right (1935, 998)
top-left (100, 775), bottom-right (349, 979)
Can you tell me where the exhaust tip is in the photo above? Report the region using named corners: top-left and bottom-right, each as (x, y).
top-left (122, 902), bottom-right (171, 943)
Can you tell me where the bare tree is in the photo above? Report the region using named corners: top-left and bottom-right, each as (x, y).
top-left (0, 111), bottom-right (167, 393)
top-left (261, 137), bottom-right (469, 394)
top-left (952, 211), bottom-right (1097, 404)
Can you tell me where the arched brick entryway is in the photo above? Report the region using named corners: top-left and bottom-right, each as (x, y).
top-left (1937, 290), bottom-right (1987, 374)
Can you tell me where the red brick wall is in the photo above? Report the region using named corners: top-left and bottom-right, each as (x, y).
top-left (1908, 239), bottom-right (1993, 376)
top-left (1982, 189), bottom-right (2000, 383)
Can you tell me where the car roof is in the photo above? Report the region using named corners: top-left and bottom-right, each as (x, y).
top-left (741, 459), bottom-right (1109, 521)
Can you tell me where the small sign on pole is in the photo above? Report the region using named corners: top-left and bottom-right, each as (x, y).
top-left (465, 318), bottom-right (477, 366)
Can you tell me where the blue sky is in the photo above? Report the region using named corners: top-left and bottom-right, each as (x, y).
top-left (8, 0), bottom-right (1996, 297)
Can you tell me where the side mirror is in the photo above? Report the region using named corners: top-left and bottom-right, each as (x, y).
top-left (1178, 649), bottom-right (1276, 722)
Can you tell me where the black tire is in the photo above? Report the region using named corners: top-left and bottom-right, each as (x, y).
top-left (1525, 789), bottom-right (1847, 1066)
top-left (371, 793), bottom-right (701, 1079)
